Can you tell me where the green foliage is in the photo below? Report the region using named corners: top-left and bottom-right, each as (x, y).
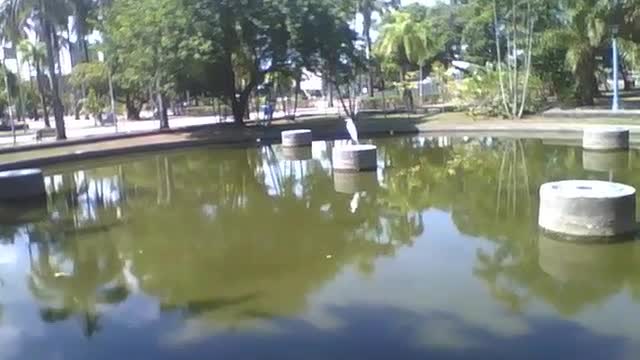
top-left (457, 0), bottom-right (496, 65)
top-left (85, 88), bottom-right (104, 118)
top-left (4, 0), bottom-right (640, 124)
top-left (69, 62), bottom-right (109, 96)
top-left (103, 0), bottom-right (194, 90)
top-left (430, 61), bottom-right (451, 102)
top-left (619, 39), bottom-right (640, 71)
top-left (0, 89), bottom-right (7, 118)
top-left (457, 66), bottom-right (546, 117)
top-left (375, 10), bottom-right (432, 66)
top-left (20, 84), bottom-right (39, 117)
top-left (179, 0), bottom-right (363, 121)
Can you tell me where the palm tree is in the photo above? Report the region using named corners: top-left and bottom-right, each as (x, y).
top-left (539, 0), bottom-right (640, 105)
top-left (39, 0), bottom-right (68, 139)
top-left (376, 11), bottom-right (431, 110)
top-left (0, 1), bottom-right (27, 123)
top-left (29, 237), bottom-right (128, 338)
top-left (18, 40), bottom-right (50, 126)
top-left (10, 0), bottom-right (69, 138)
top-left (541, 1), bottom-right (608, 106)
top-left (377, 12), bottom-right (430, 63)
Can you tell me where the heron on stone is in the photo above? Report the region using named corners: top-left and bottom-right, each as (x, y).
top-left (343, 98), bottom-right (361, 144)
top-left (344, 117), bottom-right (359, 144)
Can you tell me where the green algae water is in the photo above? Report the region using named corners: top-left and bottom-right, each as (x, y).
top-left (1, 136), bottom-right (640, 359)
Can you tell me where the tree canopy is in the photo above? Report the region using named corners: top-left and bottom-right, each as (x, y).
top-left (1, 0), bottom-right (640, 128)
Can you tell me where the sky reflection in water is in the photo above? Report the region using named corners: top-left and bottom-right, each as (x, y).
top-left (0, 136), bottom-right (639, 359)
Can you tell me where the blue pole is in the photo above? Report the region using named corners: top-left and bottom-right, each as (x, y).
top-left (612, 35), bottom-right (620, 111)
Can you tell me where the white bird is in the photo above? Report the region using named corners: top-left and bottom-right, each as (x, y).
top-left (344, 117), bottom-right (359, 144)
top-left (349, 192), bottom-right (361, 214)
top-left (344, 98), bottom-right (361, 144)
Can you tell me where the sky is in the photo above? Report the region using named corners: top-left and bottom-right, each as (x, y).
top-left (403, 0), bottom-right (438, 5)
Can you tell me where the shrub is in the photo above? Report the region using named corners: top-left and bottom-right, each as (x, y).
top-left (85, 88), bottom-right (105, 119)
top-left (456, 67), bottom-right (548, 118)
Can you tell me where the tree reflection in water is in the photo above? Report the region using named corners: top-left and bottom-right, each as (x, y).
top-left (14, 142), bottom-right (427, 334)
top-left (25, 164), bottom-right (132, 337)
top-left (7, 136), bottom-right (640, 338)
top-left (374, 136), bottom-right (640, 316)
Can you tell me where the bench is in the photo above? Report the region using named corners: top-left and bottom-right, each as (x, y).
top-left (35, 128), bottom-right (57, 142)
top-left (101, 112), bottom-right (117, 126)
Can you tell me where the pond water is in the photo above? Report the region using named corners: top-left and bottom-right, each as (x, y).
top-left (1, 136), bottom-right (640, 359)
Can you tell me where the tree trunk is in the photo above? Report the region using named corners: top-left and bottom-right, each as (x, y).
top-left (125, 94), bottom-right (141, 120)
top-left (623, 66), bottom-right (634, 90)
top-left (575, 51), bottom-right (596, 106)
top-left (75, 15), bottom-right (90, 63)
top-left (42, 10), bottom-right (66, 139)
top-left (400, 67), bottom-right (414, 111)
top-left (363, 9), bottom-right (374, 97)
top-left (30, 61), bottom-right (40, 121)
top-left (335, 83), bottom-right (357, 119)
top-left (159, 96), bottom-right (169, 129)
top-left (232, 98), bottom-right (245, 125)
top-left (254, 90), bottom-right (261, 121)
top-left (74, 91), bottom-right (81, 120)
top-left (328, 83), bottom-right (334, 108)
top-left (404, 89), bottom-right (414, 111)
top-left (280, 90), bottom-right (287, 115)
top-left (231, 87), bottom-right (255, 125)
top-left (157, 90), bottom-right (169, 129)
top-left (83, 37), bottom-right (90, 63)
top-left (35, 61), bottom-right (50, 127)
top-left (292, 73), bottom-right (301, 121)
top-left (419, 64), bottom-right (423, 105)
top-left (381, 79), bottom-right (387, 117)
top-left (244, 96), bottom-right (251, 120)
top-left (12, 45), bottom-right (24, 123)
top-left (53, 29), bottom-right (65, 111)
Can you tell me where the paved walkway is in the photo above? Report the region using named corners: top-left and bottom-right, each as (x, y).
top-left (0, 107), bottom-right (338, 147)
top-left (1, 114), bottom-right (639, 171)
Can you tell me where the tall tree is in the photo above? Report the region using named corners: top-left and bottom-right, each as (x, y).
top-left (358, 0), bottom-right (392, 97)
top-left (18, 40), bottom-right (50, 126)
top-left (493, 0), bottom-right (536, 118)
top-left (540, 0), bottom-right (608, 106)
top-left (0, 0), bottom-right (27, 123)
top-left (69, 0), bottom-right (94, 63)
top-left (103, 0), bottom-right (193, 128)
top-left (376, 10), bottom-right (431, 110)
top-left (9, 0), bottom-right (69, 137)
top-left (40, 0), bottom-right (67, 139)
top-left (183, 0), bottom-right (360, 125)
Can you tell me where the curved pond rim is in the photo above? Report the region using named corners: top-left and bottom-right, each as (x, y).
top-left (2, 126), bottom-right (639, 172)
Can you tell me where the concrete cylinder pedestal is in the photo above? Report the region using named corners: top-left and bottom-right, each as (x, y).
top-left (334, 171), bottom-right (378, 194)
top-left (583, 128), bottom-right (629, 151)
top-left (332, 145), bottom-right (377, 172)
top-left (0, 169), bottom-right (46, 201)
top-left (281, 129), bottom-right (312, 147)
top-left (583, 150), bottom-right (629, 172)
top-left (539, 180), bottom-right (637, 240)
top-left (281, 146), bottom-right (312, 161)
